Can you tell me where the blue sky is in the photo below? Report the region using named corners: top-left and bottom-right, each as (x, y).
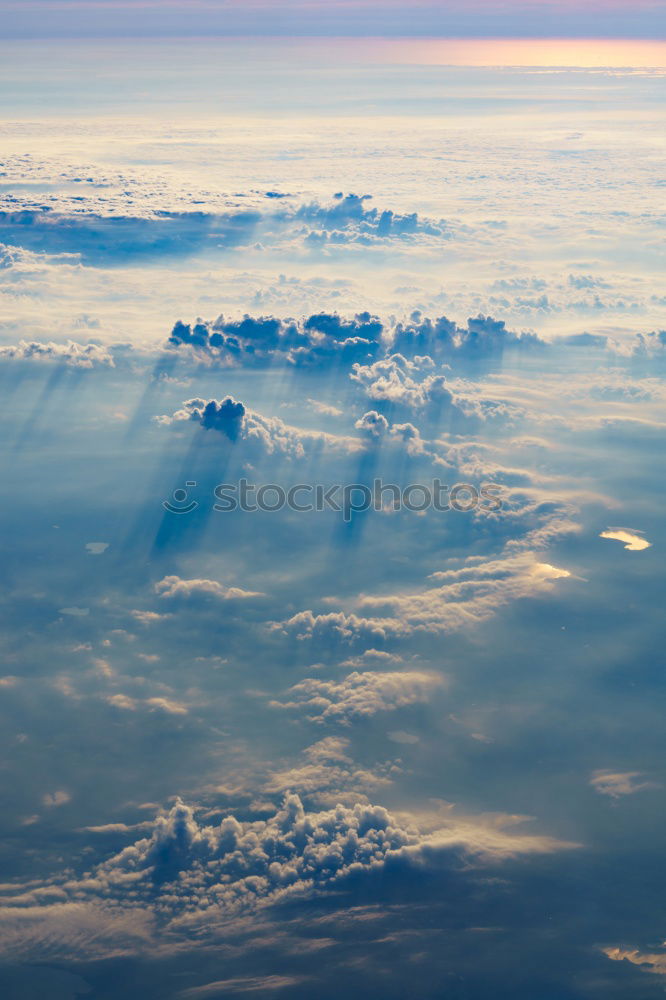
top-left (0, 0), bottom-right (664, 37)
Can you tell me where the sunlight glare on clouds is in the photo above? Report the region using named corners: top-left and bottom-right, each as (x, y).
top-left (531, 562), bottom-right (572, 580)
top-left (600, 529), bottom-right (652, 551)
top-left (360, 37), bottom-right (666, 68)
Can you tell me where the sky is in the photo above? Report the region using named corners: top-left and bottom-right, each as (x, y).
top-left (0, 0), bottom-right (664, 37)
top-left (0, 24), bottom-right (666, 1000)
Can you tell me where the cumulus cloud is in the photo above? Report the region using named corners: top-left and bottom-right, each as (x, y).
top-left (262, 737), bottom-right (398, 804)
top-left (130, 610), bottom-right (172, 625)
top-left (295, 192), bottom-right (439, 238)
top-left (0, 188), bottom-right (458, 270)
top-left (187, 396), bottom-right (246, 440)
top-left (354, 409), bottom-right (390, 439)
top-left (350, 354), bottom-right (529, 428)
top-left (356, 555), bottom-right (572, 633)
top-left (271, 609), bottom-right (402, 644)
top-left (633, 330), bottom-right (666, 358)
top-left (351, 354), bottom-right (456, 411)
top-left (271, 670), bottom-right (443, 724)
top-left (390, 312), bottom-right (542, 360)
top-left (0, 339), bottom-right (115, 368)
top-left (156, 397), bottom-right (357, 458)
top-left (0, 791), bottom-right (574, 959)
top-left (275, 552), bottom-right (573, 641)
top-left (0, 241), bottom-right (80, 272)
top-left (168, 310), bottom-right (383, 369)
top-left (155, 576), bottom-right (264, 601)
top-left (165, 304), bottom-right (544, 375)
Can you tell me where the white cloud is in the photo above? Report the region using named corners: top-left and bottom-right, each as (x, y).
top-left (271, 670), bottom-right (443, 724)
top-left (307, 398), bottom-right (343, 417)
top-left (0, 339), bottom-right (114, 368)
top-left (85, 541), bottom-right (109, 555)
top-left (600, 528), bottom-right (651, 552)
top-left (590, 770), bottom-right (658, 799)
top-left (155, 576), bottom-right (264, 601)
top-left (276, 551), bottom-right (573, 641)
top-left (351, 354), bottom-right (455, 410)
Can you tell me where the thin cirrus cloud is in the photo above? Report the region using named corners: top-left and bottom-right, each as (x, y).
top-left (590, 770), bottom-right (659, 798)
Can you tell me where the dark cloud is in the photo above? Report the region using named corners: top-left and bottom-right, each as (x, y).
top-left (391, 312), bottom-right (544, 360)
top-left (168, 311), bottom-right (383, 369)
top-left (303, 311), bottom-right (383, 342)
top-left (0, 209), bottom-right (262, 264)
top-left (166, 310), bottom-right (543, 372)
top-left (187, 396), bottom-right (246, 440)
top-left (156, 397), bottom-right (355, 459)
top-left (0, 789), bottom-right (570, 962)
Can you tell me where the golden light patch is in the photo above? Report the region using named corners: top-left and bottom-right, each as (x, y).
top-left (600, 529), bottom-right (651, 552)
